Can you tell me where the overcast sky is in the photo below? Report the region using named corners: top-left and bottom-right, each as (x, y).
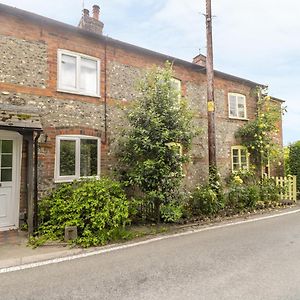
top-left (1, 0), bottom-right (299, 145)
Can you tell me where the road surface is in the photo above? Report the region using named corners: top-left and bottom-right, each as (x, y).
top-left (1, 211), bottom-right (300, 299)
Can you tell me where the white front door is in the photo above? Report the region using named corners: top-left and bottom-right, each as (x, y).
top-left (0, 131), bottom-right (22, 230)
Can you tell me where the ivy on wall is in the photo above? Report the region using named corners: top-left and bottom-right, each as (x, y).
top-left (236, 87), bottom-right (286, 171)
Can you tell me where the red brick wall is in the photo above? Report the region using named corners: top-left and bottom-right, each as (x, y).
top-left (0, 8), bottom-right (284, 210)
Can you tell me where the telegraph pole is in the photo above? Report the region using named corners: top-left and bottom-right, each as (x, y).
top-left (206, 0), bottom-right (217, 169)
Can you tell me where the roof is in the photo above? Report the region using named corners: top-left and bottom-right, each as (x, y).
top-left (0, 3), bottom-right (263, 88)
top-left (0, 110), bottom-right (42, 131)
top-left (271, 96), bottom-right (285, 103)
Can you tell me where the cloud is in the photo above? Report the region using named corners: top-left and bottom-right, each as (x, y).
top-left (1, 0), bottom-right (299, 144)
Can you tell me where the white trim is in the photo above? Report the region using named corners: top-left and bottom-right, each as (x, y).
top-left (170, 77), bottom-right (182, 104)
top-left (228, 93), bottom-right (247, 120)
top-left (0, 130), bottom-right (22, 230)
top-left (54, 135), bottom-right (101, 183)
top-left (57, 49), bottom-right (101, 97)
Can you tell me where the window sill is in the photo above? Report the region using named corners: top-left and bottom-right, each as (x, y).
top-left (229, 116), bottom-right (249, 121)
top-left (54, 176), bottom-right (100, 184)
top-left (57, 88), bottom-right (101, 98)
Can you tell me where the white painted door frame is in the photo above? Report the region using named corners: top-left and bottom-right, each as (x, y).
top-left (0, 130), bottom-right (22, 231)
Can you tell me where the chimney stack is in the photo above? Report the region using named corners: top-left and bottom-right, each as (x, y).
top-left (83, 8), bottom-right (90, 17)
top-left (78, 4), bottom-right (104, 35)
top-left (92, 5), bottom-right (100, 20)
top-left (193, 54), bottom-right (207, 68)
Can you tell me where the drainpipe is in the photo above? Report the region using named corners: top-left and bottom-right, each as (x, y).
top-left (104, 37), bottom-right (108, 144)
top-left (33, 131), bottom-right (41, 232)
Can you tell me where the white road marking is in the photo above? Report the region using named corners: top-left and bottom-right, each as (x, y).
top-left (1, 208), bottom-right (300, 274)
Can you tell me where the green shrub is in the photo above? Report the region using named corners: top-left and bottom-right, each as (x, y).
top-left (288, 141), bottom-right (300, 195)
top-left (32, 178), bottom-right (130, 247)
top-left (160, 202), bottom-right (183, 223)
top-left (117, 63), bottom-right (197, 223)
top-left (259, 178), bottom-right (281, 204)
top-left (227, 184), bottom-right (248, 210)
top-left (246, 184), bottom-right (261, 207)
top-left (189, 185), bottom-right (224, 216)
top-left (126, 198), bottom-right (148, 224)
top-left (228, 168), bottom-right (256, 185)
top-left (227, 181), bottom-right (260, 211)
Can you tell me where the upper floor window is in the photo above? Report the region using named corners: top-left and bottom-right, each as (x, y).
top-left (57, 50), bottom-right (100, 97)
top-left (171, 78), bottom-right (182, 102)
top-left (228, 93), bottom-right (247, 119)
top-left (55, 135), bottom-right (100, 182)
top-left (231, 146), bottom-right (249, 171)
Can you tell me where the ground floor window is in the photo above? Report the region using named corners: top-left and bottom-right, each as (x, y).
top-left (231, 146), bottom-right (249, 171)
top-left (55, 135), bottom-right (100, 182)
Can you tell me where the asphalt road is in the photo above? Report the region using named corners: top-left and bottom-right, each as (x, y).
top-left (1, 211), bottom-right (300, 300)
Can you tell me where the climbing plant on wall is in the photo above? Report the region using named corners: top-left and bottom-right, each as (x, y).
top-left (236, 87), bottom-right (286, 171)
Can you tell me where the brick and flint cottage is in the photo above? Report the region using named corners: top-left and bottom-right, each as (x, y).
top-left (0, 3), bottom-right (284, 233)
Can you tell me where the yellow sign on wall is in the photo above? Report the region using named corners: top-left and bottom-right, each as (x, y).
top-left (207, 101), bottom-right (215, 112)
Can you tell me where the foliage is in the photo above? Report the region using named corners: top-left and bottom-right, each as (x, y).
top-left (189, 185), bottom-right (224, 216)
top-left (259, 178), bottom-right (282, 204)
top-left (236, 87), bottom-right (285, 169)
top-left (208, 165), bottom-right (223, 199)
top-left (226, 175), bottom-right (281, 211)
top-left (127, 198), bottom-right (144, 224)
top-left (31, 178), bottom-right (130, 247)
top-left (283, 147), bottom-right (290, 176)
top-left (227, 167), bottom-right (256, 185)
top-left (287, 141), bottom-right (300, 194)
top-left (160, 202), bottom-right (183, 223)
top-left (227, 181), bottom-right (260, 210)
top-left (117, 62), bottom-right (197, 222)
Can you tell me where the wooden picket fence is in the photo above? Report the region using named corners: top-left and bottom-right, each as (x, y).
top-left (270, 175), bottom-right (297, 202)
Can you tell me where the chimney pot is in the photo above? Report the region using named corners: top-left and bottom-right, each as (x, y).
top-left (83, 8), bottom-right (89, 17)
top-left (78, 4), bottom-right (104, 35)
top-left (92, 5), bottom-right (100, 20)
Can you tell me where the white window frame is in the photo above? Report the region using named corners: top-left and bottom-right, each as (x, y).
top-left (171, 77), bottom-right (182, 103)
top-left (55, 135), bottom-right (101, 183)
top-left (57, 49), bottom-right (101, 97)
top-left (228, 93), bottom-right (247, 120)
top-left (231, 146), bottom-right (249, 172)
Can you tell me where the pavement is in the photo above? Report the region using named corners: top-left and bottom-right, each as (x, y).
top-left (0, 204), bottom-right (299, 272)
top-left (0, 230), bottom-right (82, 269)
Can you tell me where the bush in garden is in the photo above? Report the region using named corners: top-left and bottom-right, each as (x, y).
top-left (160, 202), bottom-right (183, 223)
top-left (189, 185), bottom-right (224, 216)
top-left (227, 183), bottom-right (261, 210)
top-left (226, 173), bottom-right (283, 211)
top-left (287, 141), bottom-right (300, 195)
top-left (117, 62), bottom-right (197, 223)
top-left (246, 184), bottom-right (261, 207)
top-left (227, 168), bottom-right (256, 186)
top-left (259, 178), bottom-right (281, 205)
top-left (32, 178), bottom-right (130, 247)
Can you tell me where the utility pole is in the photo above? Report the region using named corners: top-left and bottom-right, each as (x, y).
top-left (206, 0), bottom-right (217, 170)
